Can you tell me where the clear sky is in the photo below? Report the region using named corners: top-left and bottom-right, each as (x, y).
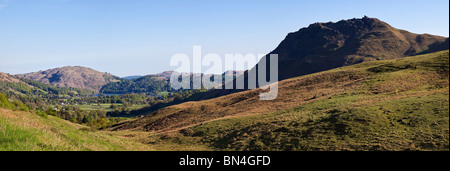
top-left (0, 0), bottom-right (449, 77)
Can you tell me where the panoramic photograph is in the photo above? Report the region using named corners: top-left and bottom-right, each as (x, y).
top-left (0, 0), bottom-right (449, 157)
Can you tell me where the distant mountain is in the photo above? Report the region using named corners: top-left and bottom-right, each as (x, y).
top-left (153, 71), bottom-right (176, 79)
top-left (17, 66), bottom-right (122, 92)
top-left (100, 75), bottom-right (171, 95)
top-left (0, 72), bottom-right (21, 83)
top-left (122, 75), bottom-right (142, 80)
top-left (223, 70), bottom-right (245, 77)
top-left (205, 16), bottom-right (449, 99)
top-left (100, 70), bottom-right (244, 95)
top-left (1, 71), bottom-right (94, 99)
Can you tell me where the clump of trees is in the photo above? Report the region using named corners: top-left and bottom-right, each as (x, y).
top-left (100, 75), bottom-right (172, 95)
top-left (0, 92), bottom-right (29, 112)
top-left (78, 94), bottom-right (150, 105)
top-left (44, 106), bottom-right (124, 129)
top-left (1, 92), bottom-right (123, 129)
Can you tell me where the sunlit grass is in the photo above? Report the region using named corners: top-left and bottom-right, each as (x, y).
top-left (0, 108), bottom-right (153, 151)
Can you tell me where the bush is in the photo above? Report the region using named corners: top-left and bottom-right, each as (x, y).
top-left (45, 107), bottom-right (57, 116)
top-left (13, 101), bottom-right (29, 112)
top-left (1, 92), bottom-right (28, 111)
top-left (0, 93), bottom-right (13, 109)
top-left (36, 110), bottom-right (48, 118)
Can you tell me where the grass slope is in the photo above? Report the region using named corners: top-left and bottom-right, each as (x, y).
top-left (0, 108), bottom-right (152, 151)
top-left (112, 50), bottom-right (449, 151)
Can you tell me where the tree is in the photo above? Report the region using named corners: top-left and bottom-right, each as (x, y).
top-left (45, 107), bottom-right (57, 116)
top-left (98, 110), bottom-right (106, 118)
top-left (82, 115), bottom-right (93, 124)
top-left (13, 101), bottom-right (29, 112)
top-left (0, 93), bottom-right (12, 109)
top-left (96, 118), bottom-right (108, 128)
top-left (71, 117), bottom-right (78, 123)
top-left (110, 103), bottom-right (117, 109)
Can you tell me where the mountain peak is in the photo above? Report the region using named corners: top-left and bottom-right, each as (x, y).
top-left (304, 16), bottom-right (392, 34)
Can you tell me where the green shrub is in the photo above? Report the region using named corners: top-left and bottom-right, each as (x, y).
top-left (1, 92), bottom-right (29, 111)
top-left (36, 110), bottom-right (48, 118)
top-left (13, 101), bottom-right (29, 112)
top-left (45, 107), bottom-right (57, 116)
top-left (0, 92), bottom-right (12, 109)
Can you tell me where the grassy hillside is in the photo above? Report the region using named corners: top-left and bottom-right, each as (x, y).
top-left (0, 108), bottom-right (152, 151)
top-left (111, 50), bottom-right (449, 151)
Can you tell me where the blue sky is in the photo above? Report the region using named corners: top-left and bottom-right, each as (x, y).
top-left (0, 0), bottom-right (449, 77)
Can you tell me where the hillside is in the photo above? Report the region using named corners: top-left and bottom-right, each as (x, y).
top-left (110, 50), bottom-right (449, 151)
top-left (1, 72), bottom-right (94, 98)
top-left (17, 66), bottom-right (121, 92)
top-left (0, 108), bottom-right (152, 151)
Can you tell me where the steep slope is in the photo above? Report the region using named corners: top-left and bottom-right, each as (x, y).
top-left (17, 66), bottom-right (121, 92)
top-left (111, 50), bottom-right (449, 151)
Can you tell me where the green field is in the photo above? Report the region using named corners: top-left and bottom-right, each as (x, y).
top-left (76, 103), bottom-right (147, 112)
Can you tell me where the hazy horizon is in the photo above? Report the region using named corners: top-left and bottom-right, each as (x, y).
top-left (1, 0), bottom-right (449, 77)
